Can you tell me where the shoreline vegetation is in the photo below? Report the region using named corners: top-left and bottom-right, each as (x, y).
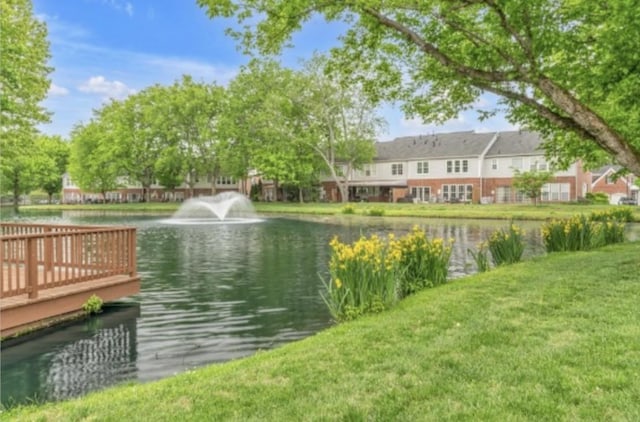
top-left (11, 201), bottom-right (640, 222)
top-left (4, 203), bottom-right (640, 420)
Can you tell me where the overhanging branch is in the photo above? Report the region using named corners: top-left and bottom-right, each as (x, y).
top-left (361, 6), bottom-right (518, 83)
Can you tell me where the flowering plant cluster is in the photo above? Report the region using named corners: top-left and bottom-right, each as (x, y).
top-left (589, 208), bottom-right (633, 223)
top-left (487, 223), bottom-right (526, 266)
top-left (466, 223), bottom-right (525, 271)
top-left (323, 227), bottom-right (453, 322)
top-left (395, 226), bottom-right (453, 298)
top-left (542, 214), bottom-right (625, 252)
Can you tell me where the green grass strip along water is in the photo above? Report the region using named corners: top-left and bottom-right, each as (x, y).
top-left (17, 202), bottom-right (640, 221)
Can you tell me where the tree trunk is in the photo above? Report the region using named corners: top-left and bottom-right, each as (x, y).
top-left (299, 187), bottom-right (304, 203)
top-left (210, 167), bottom-right (219, 196)
top-left (538, 78), bottom-right (640, 176)
top-left (12, 176), bottom-right (20, 213)
top-left (337, 181), bottom-right (349, 203)
top-left (143, 185), bottom-right (151, 202)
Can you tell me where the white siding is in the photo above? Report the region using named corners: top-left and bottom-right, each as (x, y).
top-left (407, 158), bottom-right (480, 178)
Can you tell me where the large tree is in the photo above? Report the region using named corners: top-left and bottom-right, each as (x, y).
top-left (37, 135), bottom-right (70, 203)
top-left (0, 0), bottom-right (52, 210)
top-left (106, 90), bottom-right (167, 202)
top-left (165, 75), bottom-right (227, 197)
top-left (198, 0), bottom-right (640, 176)
top-left (222, 60), bottom-right (323, 201)
top-left (69, 121), bottom-right (122, 200)
top-left (299, 55), bottom-right (382, 202)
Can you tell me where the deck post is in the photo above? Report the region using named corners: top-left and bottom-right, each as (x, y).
top-left (128, 228), bottom-right (137, 277)
top-left (44, 226), bottom-right (53, 273)
top-left (25, 237), bottom-right (39, 299)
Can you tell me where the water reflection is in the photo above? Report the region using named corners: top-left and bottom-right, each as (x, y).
top-left (1, 304), bottom-right (139, 406)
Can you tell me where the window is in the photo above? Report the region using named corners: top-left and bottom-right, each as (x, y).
top-left (447, 160), bottom-right (468, 174)
top-left (364, 164), bottom-right (376, 177)
top-left (391, 163), bottom-right (403, 176)
top-left (530, 160), bottom-right (548, 171)
top-left (606, 175), bottom-right (614, 185)
top-left (491, 159), bottom-right (498, 170)
top-left (411, 186), bottom-right (431, 202)
top-left (496, 186), bottom-right (511, 203)
top-left (216, 176), bottom-right (235, 185)
top-left (541, 183), bottom-right (570, 201)
top-left (441, 184), bottom-right (473, 202)
top-left (417, 161), bottom-right (429, 174)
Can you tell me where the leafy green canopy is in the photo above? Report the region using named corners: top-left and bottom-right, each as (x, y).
top-left (1, 0), bottom-right (53, 208)
top-left (198, 0), bottom-right (640, 175)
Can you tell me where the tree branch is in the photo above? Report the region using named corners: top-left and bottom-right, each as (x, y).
top-left (361, 6), bottom-right (518, 83)
top-left (435, 11), bottom-right (522, 72)
top-left (474, 81), bottom-right (611, 152)
top-left (482, 0), bottom-right (536, 70)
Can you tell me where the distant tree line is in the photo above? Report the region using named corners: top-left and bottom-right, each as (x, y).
top-left (69, 58), bottom-right (384, 203)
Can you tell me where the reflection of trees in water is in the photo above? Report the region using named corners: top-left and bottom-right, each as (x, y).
top-left (45, 324), bottom-right (136, 401)
top-left (1, 305), bottom-right (139, 407)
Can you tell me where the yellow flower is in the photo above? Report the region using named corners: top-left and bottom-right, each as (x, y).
top-left (334, 278), bottom-right (342, 289)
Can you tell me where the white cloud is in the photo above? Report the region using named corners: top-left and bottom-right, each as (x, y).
top-left (398, 114), bottom-right (469, 134)
top-left (143, 57), bottom-right (239, 86)
top-left (101, 0), bottom-right (134, 17)
top-left (48, 83), bottom-right (69, 96)
top-left (78, 76), bottom-right (136, 99)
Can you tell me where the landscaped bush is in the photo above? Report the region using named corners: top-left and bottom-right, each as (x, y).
top-left (366, 207), bottom-right (385, 217)
top-left (541, 214), bottom-right (626, 252)
top-left (395, 226), bottom-right (453, 298)
top-left (585, 192), bottom-right (610, 204)
top-left (341, 204), bottom-right (356, 215)
top-left (323, 234), bottom-right (400, 321)
top-left (487, 223), bottom-right (525, 266)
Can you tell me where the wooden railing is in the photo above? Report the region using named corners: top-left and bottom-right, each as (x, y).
top-left (0, 223), bottom-right (137, 299)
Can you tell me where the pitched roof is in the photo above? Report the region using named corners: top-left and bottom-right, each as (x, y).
top-left (375, 131), bottom-right (496, 161)
top-left (484, 131), bottom-right (543, 157)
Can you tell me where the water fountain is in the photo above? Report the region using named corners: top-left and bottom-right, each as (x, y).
top-left (164, 192), bottom-right (262, 224)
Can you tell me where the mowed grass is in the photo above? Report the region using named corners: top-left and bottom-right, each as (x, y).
top-left (19, 201), bottom-right (640, 221)
top-left (6, 242), bottom-right (640, 421)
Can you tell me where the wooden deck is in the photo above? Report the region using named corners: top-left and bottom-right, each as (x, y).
top-left (1, 223), bottom-right (140, 338)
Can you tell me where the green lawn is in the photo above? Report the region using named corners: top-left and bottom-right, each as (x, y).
top-left (18, 201), bottom-right (640, 221)
top-left (6, 241), bottom-right (640, 421)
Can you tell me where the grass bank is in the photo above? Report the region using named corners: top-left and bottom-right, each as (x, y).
top-left (6, 242), bottom-right (640, 421)
top-left (18, 201), bottom-right (640, 221)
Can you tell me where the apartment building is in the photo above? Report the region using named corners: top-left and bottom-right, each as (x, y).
top-left (321, 131), bottom-right (592, 203)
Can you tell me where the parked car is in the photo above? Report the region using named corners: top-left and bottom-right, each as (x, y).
top-left (618, 197), bottom-right (637, 205)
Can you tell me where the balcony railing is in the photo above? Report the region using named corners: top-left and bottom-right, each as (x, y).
top-left (1, 223), bottom-right (137, 299)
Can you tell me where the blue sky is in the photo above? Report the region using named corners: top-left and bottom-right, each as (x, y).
top-left (33, 0), bottom-right (518, 142)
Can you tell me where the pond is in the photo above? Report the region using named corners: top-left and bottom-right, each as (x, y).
top-left (2, 211), bottom-right (633, 407)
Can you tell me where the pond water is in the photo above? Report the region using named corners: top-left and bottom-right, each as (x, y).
top-left (1, 211), bottom-right (635, 407)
